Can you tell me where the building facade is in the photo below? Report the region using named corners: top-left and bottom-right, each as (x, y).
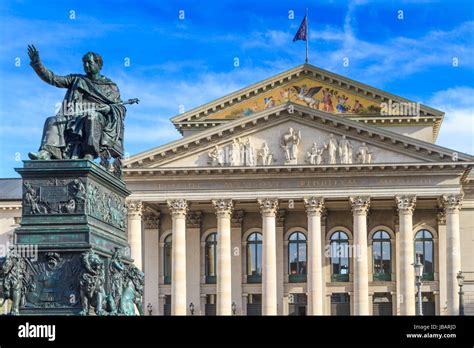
top-left (1, 64), bottom-right (473, 315)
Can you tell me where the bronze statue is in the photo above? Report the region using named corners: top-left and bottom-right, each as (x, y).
top-left (26, 45), bottom-right (138, 173)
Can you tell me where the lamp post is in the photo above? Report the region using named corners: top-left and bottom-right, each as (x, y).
top-left (189, 302), bottom-right (195, 316)
top-left (456, 271), bottom-right (464, 316)
top-left (147, 303), bottom-right (153, 316)
top-left (231, 301), bottom-right (236, 315)
top-left (414, 254), bottom-right (424, 316)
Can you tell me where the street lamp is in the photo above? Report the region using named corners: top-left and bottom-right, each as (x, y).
top-left (189, 302), bottom-right (195, 315)
top-left (414, 254), bottom-right (424, 316)
top-left (457, 271), bottom-right (465, 316)
top-left (147, 303), bottom-right (153, 316)
top-left (231, 302), bottom-right (236, 315)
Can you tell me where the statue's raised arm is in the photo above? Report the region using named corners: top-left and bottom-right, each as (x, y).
top-left (27, 44), bottom-right (74, 88)
top-left (27, 45), bottom-right (139, 178)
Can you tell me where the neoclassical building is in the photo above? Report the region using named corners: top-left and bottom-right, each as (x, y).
top-left (1, 64), bottom-right (473, 316)
top-left (122, 64), bottom-right (474, 316)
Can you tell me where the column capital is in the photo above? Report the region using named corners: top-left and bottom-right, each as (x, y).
top-left (258, 198), bottom-right (279, 216)
top-left (186, 211), bottom-right (202, 228)
top-left (231, 210), bottom-right (245, 228)
top-left (127, 200), bottom-right (143, 218)
top-left (143, 212), bottom-right (161, 229)
top-left (167, 199), bottom-right (188, 216)
top-left (349, 196), bottom-right (370, 215)
top-left (438, 194), bottom-right (463, 214)
top-left (276, 209), bottom-right (287, 227)
top-left (304, 197), bottom-right (325, 216)
top-left (212, 199), bottom-right (233, 218)
top-left (395, 195), bottom-right (416, 215)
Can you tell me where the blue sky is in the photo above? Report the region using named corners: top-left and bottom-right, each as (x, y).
top-left (0, 0), bottom-right (473, 177)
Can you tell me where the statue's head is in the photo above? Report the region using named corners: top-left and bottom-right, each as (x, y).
top-left (82, 52), bottom-right (103, 76)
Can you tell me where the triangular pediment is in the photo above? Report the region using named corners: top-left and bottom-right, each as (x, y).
top-left (124, 103), bottom-right (472, 172)
top-left (170, 64), bottom-right (444, 139)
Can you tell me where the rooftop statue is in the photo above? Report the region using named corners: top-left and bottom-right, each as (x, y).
top-left (26, 45), bottom-right (138, 176)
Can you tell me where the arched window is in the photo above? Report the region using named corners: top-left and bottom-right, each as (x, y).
top-left (247, 232), bottom-right (262, 283)
top-left (164, 234), bottom-right (172, 284)
top-left (415, 230), bottom-right (434, 280)
top-left (372, 231), bottom-right (391, 281)
top-left (330, 231), bottom-right (349, 282)
top-left (205, 233), bottom-right (217, 284)
top-left (288, 232), bottom-right (307, 283)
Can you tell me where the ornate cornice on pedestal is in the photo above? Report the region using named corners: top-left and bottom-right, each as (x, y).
top-left (186, 211), bottom-right (202, 228)
top-left (127, 200), bottom-right (143, 218)
top-left (212, 199), bottom-right (233, 218)
top-left (231, 210), bottom-right (245, 228)
top-left (167, 199), bottom-right (188, 216)
top-left (304, 197), bottom-right (325, 217)
top-left (438, 194), bottom-right (464, 214)
top-left (395, 195), bottom-right (416, 215)
top-left (258, 198), bottom-right (279, 216)
top-left (349, 196), bottom-right (370, 215)
top-left (144, 212), bottom-right (161, 229)
top-left (276, 209), bottom-right (287, 227)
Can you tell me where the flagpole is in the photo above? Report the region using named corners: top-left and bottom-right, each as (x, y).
top-left (305, 8), bottom-right (309, 64)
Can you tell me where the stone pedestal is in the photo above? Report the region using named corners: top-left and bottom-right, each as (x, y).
top-left (12, 160), bottom-right (132, 315)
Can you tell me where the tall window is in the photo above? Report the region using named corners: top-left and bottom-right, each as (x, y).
top-left (247, 232), bottom-right (262, 283)
top-left (330, 231), bottom-right (349, 282)
top-left (415, 230), bottom-right (434, 280)
top-left (164, 234), bottom-right (172, 284)
top-left (205, 233), bottom-right (217, 284)
top-left (288, 232), bottom-right (307, 283)
top-left (372, 231), bottom-right (391, 281)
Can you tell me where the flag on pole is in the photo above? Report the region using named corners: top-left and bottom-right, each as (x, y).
top-left (292, 14), bottom-right (307, 42)
top-left (293, 10), bottom-right (309, 63)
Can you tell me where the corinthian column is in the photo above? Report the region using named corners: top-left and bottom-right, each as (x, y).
top-left (127, 200), bottom-right (143, 270)
top-left (304, 197), bottom-right (325, 315)
top-left (396, 195), bottom-right (416, 315)
top-left (350, 196), bottom-right (370, 315)
top-left (167, 199), bottom-right (188, 315)
top-left (212, 199), bottom-right (233, 315)
top-left (439, 194), bottom-right (463, 315)
top-left (258, 198), bottom-right (279, 315)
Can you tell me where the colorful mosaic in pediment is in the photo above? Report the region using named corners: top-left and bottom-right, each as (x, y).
top-left (204, 77), bottom-right (382, 120)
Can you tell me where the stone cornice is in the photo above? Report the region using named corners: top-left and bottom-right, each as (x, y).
top-left (124, 162), bottom-right (472, 178)
top-left (124, 103), bottom-right (472, 170)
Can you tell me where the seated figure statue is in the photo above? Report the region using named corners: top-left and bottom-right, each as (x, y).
top-left (26, 45), bottom-right (136, 173)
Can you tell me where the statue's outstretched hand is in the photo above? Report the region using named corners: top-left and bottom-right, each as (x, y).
top-left (27, 44), bottom-right (40, 64)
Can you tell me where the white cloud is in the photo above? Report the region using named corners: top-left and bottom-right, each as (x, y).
top-left (427, 86), bottom-right (474, 155)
